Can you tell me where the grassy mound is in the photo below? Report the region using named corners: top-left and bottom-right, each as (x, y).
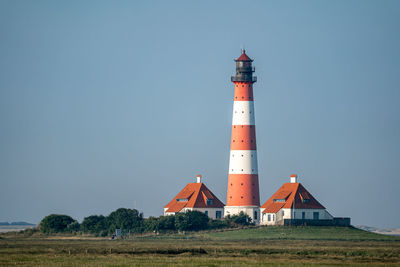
top-left (205, 226), bottom-right (400, 241)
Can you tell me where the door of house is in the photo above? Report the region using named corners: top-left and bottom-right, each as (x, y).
top-left (313, 212), bottom-right (319, 220)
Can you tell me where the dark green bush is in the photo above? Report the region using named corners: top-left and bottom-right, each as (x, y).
top-left (175, 210), bottom-right (209, 231)
top-left (39, 214), bottom-right (77, 234)
top-left (81, 215), bottom-right (106, 234)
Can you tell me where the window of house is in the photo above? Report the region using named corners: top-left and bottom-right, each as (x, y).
top-left (302, 212), bottom-right (305, 219)
top-left (254, 211), bottom-right (258, 220)
top-left (282, 210), bottom-right (285, 217)
top-left (302, 199), bottom-right (310, 203)
top-left (176, 199), bottom-right (188, 202)
top-left (216, 211), bottom-right (222, 219)
top-left (206, 199), bottom-right (213, 205)
top-left (205, 211), bottom-right (208, 216)
top-left (268, 214), bottom-right (271, 221)
top-left (313, 212), bottom-right (319, 220)
top-left (273, 199), bottom-right (285, 203)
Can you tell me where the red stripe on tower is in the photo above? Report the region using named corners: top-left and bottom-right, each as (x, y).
top-left (225, 50), bottom-right (260, 223)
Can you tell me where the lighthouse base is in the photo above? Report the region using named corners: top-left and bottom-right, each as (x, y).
top-left (224, 206), bottom-right (260, 225)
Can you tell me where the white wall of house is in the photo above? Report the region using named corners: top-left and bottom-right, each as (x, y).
top-left (189, 208), bottom-right (225, 219)
top-left (260, 212), bottom-right (277, 225)
top-left (260, 208), bottom-right (333, 225)
top-left (164, 207), bottom-right (224, 219)
top-left (281, 208), bottom-right (333, 220)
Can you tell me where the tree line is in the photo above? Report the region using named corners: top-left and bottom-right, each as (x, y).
top-left (39, 208), bottom-right (252, 236)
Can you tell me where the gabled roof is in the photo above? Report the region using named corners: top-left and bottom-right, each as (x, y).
top-left (236, 50), bottom-right (253, 62)
top-left (164, 182), bottom-right (225, 213)
top-left (261, 182), bottom-right (325, 213)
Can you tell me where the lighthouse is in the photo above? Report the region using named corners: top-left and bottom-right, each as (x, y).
top-left (224, 50), bottom-right (260, 223)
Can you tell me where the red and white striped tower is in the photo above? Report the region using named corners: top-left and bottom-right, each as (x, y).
top-left (224, 50), bottom-right (260, 223)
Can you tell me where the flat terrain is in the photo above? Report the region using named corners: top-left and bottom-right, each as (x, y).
top-left (1, 226), bottom-right (400, 266)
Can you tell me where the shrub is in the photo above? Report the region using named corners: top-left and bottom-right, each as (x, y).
top-left (81, 215), bottom-right (107, 234)
top-left (66, 221), bottom-right (80, 233)
top-left (225, 212), bottom-right (252, 227)
top-left (106, 208), bottom-right (143, 234)
top-left (175, 211), bottom-right (209, 231)
top-left (39, 214), bottom-right (77, 234)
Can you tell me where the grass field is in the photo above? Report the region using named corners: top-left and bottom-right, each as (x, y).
top-left (1, 226), bottom-right (400, 266)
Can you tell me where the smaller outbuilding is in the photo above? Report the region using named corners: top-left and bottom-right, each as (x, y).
top-left (260, 174), bottom-right (347, 226)
top-left (164, 175), bottom-right (225, 219)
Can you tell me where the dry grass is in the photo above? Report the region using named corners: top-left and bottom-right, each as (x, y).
top-left (1, 226), bottom-right (399, 266)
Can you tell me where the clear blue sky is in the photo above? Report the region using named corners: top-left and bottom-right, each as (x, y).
top-left (1, 0), bottom-right (399, 228)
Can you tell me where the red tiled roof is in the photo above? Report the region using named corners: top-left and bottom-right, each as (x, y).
top-left (261, 182), bottom-right (325, 213)
top-left (236, 50), bottom-right (252, 61)
top-left (164, 182), bottom-right (225, 213)
top-left (264, 202), bottom-right (286, 213)
top-left (273, 190), bottom-right (292, 200)
top-left (165, 201), bottom-right (187, 213)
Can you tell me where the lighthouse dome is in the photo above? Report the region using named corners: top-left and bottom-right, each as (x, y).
top-left (236, 50), bottom-right (253, 62)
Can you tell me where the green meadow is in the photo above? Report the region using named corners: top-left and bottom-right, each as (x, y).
top-left (1, 226), bottom-right (399, 266)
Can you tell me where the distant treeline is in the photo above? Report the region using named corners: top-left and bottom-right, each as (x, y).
top-left (0, 222), bottom-right (35, 226)
top-left (38, 208), bottom-right (252, 236)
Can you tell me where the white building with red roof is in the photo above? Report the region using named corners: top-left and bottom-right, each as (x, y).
top-left (260, 174), bottom-right (334, 225)
top-left (164, 175), bottom-right (225, 219)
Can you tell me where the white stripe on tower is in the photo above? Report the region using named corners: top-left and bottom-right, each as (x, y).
top-left (232, 101), bottom-right (255, 125)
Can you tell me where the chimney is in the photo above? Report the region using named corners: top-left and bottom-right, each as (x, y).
top-left (290, 174), bottom-right (298, 183)
top-left (196, 174), bottom-right (202, 183)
